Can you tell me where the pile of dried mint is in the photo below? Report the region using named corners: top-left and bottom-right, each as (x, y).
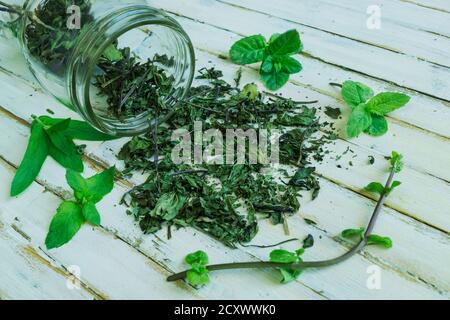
top-left (22, 0), bottom-right (175, 119)
top-left (118, 68), bottom-right (336, 247)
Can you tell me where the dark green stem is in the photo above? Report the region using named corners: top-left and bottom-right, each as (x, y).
top-left (167, 167), bottom-right (396, 282)
top-left (329, 82), bottom-right (343, 88)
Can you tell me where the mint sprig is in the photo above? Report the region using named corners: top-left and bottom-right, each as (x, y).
top-left (184, 250), bottom-right (210, 287)
top-left (10, 116), bottom-right (116, 196)
top-left (45, 167), bottom-right (115, 249)
top-left (229, 29), bottom-right (303, 91)
top-left (332, 81), bottom-right (411, 138)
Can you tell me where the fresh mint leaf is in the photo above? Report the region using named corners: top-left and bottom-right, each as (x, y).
top-left (46, 130), bottom-right (77, 156)
top-left (270, 247), bottom-right (304, 283)
top-left (279, 56), bottom-right (302, 74)
top-left (364, 182), bottom-right (385, 195)
top-left (295, 248), bottom-right (305, 257)
top-left (186, 269), bottom-right (209, 286)
top-left (341, 227), bottom-right (365, 239)
top-left (261, 55), bottom-right (274, 73)
top-left (48, 144), bottom-right (83, 172)
top-left (365, 92), bottom-right (411, 115)
top-left (364, 114), bottom-right (388, 137)
top-left (261, 69), bottom-right (289, 91)
top-left (84, 167), bottom-right (116, 203)
top-left (390, 151), bottom-right (404, 173)
top-left (367, 235), bottom-right (393, 248)
top-left (186, 250), bottom-right (209, 266)
top-left (185, 250), bottom-right (209, 286)
top-left (47, 118), bottom-right (71, 132)
top-left (341, 81), bottom-right (374, 108)
top-left (66, 167), bottom-right (115, 203)
top-left (66, 170), bottom-right (87, 196)
top-left (229, 34), bottom-right (267, 65)
top-left (39, 116), bottom-right (116, 141)
top-left (270, 249), bottom-right (298, 263)
top-left (279, 267), bottom-right (302, 284)
top-left (346, 103), bottom-right (372, 138)
top-left (387, 180), bottom-right (402, 195)
top-left (45, 201), bottom-right (84, 249)
top-left (11, 122), bottom-right (49, 196)
top-left (267, 29), bottom-right (302, 56)
top-left (82, 202), bottom-right (101, 226)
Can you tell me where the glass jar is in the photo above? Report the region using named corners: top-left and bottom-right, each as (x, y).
top-left (12, 0), bottom-right (195, 136)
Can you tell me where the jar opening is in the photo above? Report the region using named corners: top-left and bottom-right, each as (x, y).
top-left (68, 5), bottom-right (195, 136)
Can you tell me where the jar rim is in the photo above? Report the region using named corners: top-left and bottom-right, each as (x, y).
top-left (68, 5), bottom-right (195, 136)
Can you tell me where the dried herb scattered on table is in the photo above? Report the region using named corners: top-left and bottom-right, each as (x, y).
top-left (119, 68), bottom-right (335, 247)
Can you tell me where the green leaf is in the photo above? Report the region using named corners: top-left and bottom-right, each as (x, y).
top-left (39, 116), bottom-right (116, 141)
top-left (367, 235), bottom-right (393, 248)
top-left (386, 180), bottom-right (402, 195)
top-left (46, 130), bottom-right (77, 156)
top-left (102, 43), bottom-right (124, 62)
top-left (364, 114), bottom-right (388, 137)
top-left (346, 103), bottom-right (372, 138)
top-left (186, 250), bottom-right (209, 266)
top-left (270, 249), bottom-right (298, 263)
top-left (150, 192), bottom-right (187, 221)
top-left (186, 269), bottom-right (209, 286)
top-left (84, 167), bottom-right (116, 203)
top-left (47, 118), bottom-right (71, 132)
top-left (229, 34), bottom-right (267, 65)
top-left (261, 55), bottom-right (274, 73)
top-left (11, 122), bottom-right (49, 196)
top-left (279, 267), bottom-right (302, 284)
top-left (66, 170), bottom-right (87, 195)
top-left (365, 92), bottom-right (411, 115)
top-left (295, 248), bottom-right (305, 257)
top-left (341, 227), bottom-right (365, 239)
top-left (82, 202), bottom-right (101, 226)
top-left (45, 201), bottom-right (85, 249)
top-left (260, 69), bottom-right (289, 91)
top-left (48, 144), bottom-right (83, 172)
top-left (341, 81), bottom-right (374, 108)
top-left (279, 56), bottom-right (302, 74)
top-left (268, 29), bottom-right (302, 56)
top-left (390, 151), bottom-right (404, 173)
top-left (364, 182), bottom-right (385, 195)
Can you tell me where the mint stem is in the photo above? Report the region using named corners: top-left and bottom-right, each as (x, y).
top-left (167, 166), bottom-right (396, 282)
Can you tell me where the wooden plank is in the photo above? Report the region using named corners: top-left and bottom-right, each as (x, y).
top-left (0, 223), bottom-right (96, 300)
top-left (398, 0), bottom-right (450, 13)
top-left (147, 0), bottom-right (450, 102)
top-left (0, 74), bottom-right (447, 297)
top-left (218, 0), bottom-right (450, 67)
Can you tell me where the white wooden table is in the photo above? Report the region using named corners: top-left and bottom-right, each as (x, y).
top-left (0, 0), bottom-right (449, 300)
